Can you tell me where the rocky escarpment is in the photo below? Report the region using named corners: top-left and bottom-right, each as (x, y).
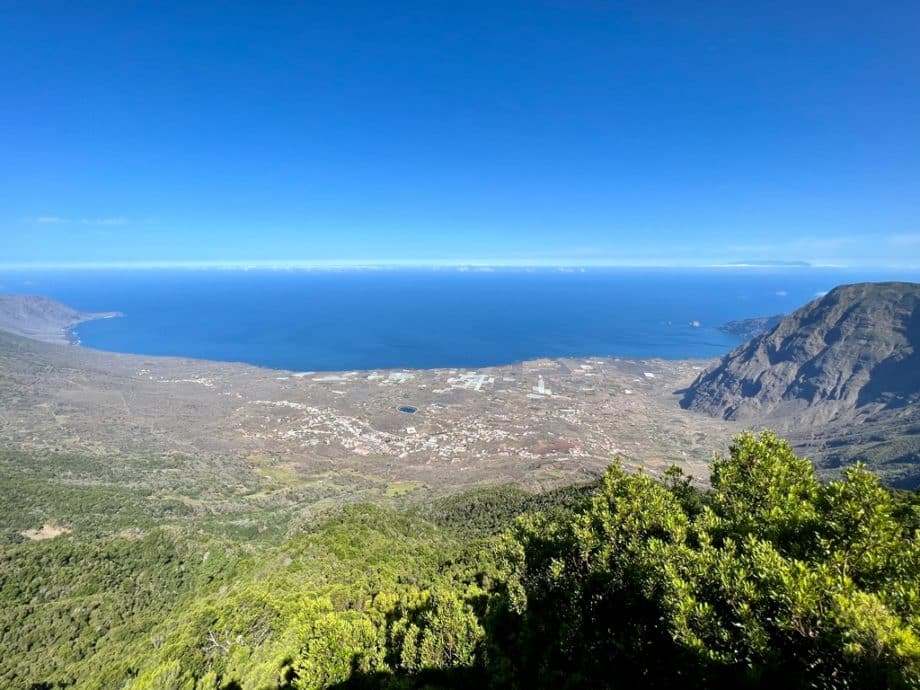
top-left (682, 282), bottom-right (920, 424)
top-left (682, 282), bottom-right (920, 486)
top-left (0, 295), bottom-right (121, 345)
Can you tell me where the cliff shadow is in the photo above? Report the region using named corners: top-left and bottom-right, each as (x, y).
top-left (856, 304), bottom-right (920, 409)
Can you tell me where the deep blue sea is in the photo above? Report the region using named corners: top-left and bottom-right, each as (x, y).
top-left (1, 268), bottom-right (917, 371)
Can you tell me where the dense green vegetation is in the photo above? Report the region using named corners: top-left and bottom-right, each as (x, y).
top-left (2, 432), bottom-right (918, 689)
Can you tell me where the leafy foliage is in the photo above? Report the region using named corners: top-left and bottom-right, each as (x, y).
top-left (501, 432), bottom-right (920, 689)
top-left (2, 432), bottom-right (917, 689)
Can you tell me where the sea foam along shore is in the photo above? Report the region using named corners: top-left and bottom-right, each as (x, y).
top-left (67, 311), bottom-right (123, 346)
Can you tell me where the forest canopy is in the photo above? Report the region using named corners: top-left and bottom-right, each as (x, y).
top-left (2, 432), bottom-right (918, 689)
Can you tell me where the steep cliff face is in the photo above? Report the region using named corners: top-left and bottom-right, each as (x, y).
top-left (682, 282), bottom-right (920, 424)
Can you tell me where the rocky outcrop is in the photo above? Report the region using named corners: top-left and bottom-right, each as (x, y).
top-left (682, 282), bottom-right (920, 424)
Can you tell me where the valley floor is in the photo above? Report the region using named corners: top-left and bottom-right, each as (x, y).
top-left (0, 329), bottom-right (736, 514)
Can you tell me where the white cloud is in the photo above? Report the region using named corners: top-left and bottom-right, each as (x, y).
top-left (82, 217), bottom-right (128, 226)
top-left (888, 233), bottom-right (920, 247)
top-left (25, 215), bottom-right (129, 226)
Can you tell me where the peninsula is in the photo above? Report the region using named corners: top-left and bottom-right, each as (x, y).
top-left (0, 294), bottom-right (122, 346)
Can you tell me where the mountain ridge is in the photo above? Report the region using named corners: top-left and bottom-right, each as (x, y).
top-left (682, 282), bottom-right (919, 422)
top-left (681, 281), bottom-right (920, 486)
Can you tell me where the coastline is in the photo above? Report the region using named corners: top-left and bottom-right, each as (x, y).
top-left (0, 295), bottom-right (123, 346)
top-left (0, 322), bottom-right (729, 491)
top-left (2, 293), bottom-right (720, 372)
top-left (65, 311), bottom-right (122, 346)
top-left (51, 318), bottom-right (720, 375)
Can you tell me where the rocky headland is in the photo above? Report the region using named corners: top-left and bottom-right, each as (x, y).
top-left (0, 294), bottom-right (122, 345)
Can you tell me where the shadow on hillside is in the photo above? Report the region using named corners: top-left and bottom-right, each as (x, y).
top-left (856, 304), bottom-right (920, 409)
top-left (327, 663), bottom-right (485, 690)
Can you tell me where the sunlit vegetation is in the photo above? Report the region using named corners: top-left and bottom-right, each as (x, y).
top-left (1, 432), bottom-right (917, 689)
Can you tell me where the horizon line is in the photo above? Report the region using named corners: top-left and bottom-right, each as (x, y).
top-left (1, 259), bottom-right (918, 271)
top-left (0, 259), bottom-right (864, 271)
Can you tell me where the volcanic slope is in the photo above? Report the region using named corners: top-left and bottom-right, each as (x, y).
top-left (682, 282), bottom-right (920, 486)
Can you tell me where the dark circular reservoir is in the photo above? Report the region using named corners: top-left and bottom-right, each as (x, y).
top-left (398, 405), bottom-right (418, 414)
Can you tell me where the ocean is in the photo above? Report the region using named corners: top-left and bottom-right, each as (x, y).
top-left (1, 267), bottom-right (916, 371)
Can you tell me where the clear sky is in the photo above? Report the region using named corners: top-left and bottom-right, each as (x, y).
top-left (1, 1), bottom-right (918, 268)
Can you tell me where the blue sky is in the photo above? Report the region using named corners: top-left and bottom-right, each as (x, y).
top-left (1, 1), bottom-right (918, 268)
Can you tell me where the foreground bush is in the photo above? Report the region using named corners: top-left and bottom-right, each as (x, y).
top-left (4, 432), bottom-right (918, 689)
top-left (500, 431), bottom-right (920, 689)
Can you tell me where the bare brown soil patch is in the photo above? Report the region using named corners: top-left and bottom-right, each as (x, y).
top-left (20, 523), bottom-right (71, 541)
